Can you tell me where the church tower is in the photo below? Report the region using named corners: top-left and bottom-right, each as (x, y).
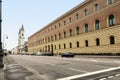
top-left (18, 25), bottom-right (25, 53)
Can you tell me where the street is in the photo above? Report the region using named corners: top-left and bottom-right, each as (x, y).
top-left (5, 55), bottom-right (120, 80)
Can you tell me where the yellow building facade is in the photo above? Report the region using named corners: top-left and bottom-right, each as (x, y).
top-left (28, 0), bottom-right (120, 55)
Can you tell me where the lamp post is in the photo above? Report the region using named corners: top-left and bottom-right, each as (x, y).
top-left (3, 34), bottom-right (8, 55)
top-left (0, 0), bottom-right (3, 68)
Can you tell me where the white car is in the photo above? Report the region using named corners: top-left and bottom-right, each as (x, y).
top-left (36, 52), bottom-right (42, 56)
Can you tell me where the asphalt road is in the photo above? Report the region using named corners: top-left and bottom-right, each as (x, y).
top-left (7, 55), bottom-right (120, 80)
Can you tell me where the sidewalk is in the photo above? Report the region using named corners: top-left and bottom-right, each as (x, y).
top-left (0, 56), bottom-right (6, 80)
top-left (2, 56), bottom-right (45, 80)
top-left (0, 68), bottom-right (5, 80)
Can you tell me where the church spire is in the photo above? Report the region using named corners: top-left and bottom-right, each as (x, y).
top-left (21, 25), bottom-right (24, 31)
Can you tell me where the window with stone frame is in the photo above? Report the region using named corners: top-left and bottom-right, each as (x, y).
top-left (95, 20), bottom-right (100, 30)
top-left (69, 42), bottom-right (72, 48)
top-left (110, 35), bottom-right (115, 44)
top-left (77, 41), bottom-right (79, 47)
top-left (95, 4), bottom-right (99, 11)
top-left (85, 24), bottom-right (89, 33)
top-left (69, 29), bottom-right (72, 36)
top-left (108, 0), bottom-right (113, 5)
top-left (109, 15), bottom-right (115, 27)
top-left (96, 38), bottom-right (100, 46)
top-left (76, 27), bottom-right (80, 35)
top-left (85, 40), bottom-right (88, 47)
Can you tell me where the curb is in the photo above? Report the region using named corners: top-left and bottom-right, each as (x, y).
top-left (0, 64), bottom-right (7, 80)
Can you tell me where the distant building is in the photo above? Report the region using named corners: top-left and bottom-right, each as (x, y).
top-left (28, 0), bottom-right (120, 55)
top-left (23, 41), bottom-right (28, 52)
top-left (18, 25), bottom-right (28, 54)
top-left (11, 46), bottom-right (19, 54)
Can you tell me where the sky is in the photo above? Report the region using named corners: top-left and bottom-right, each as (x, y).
top-left (2, 0), bottom-right (84, 50)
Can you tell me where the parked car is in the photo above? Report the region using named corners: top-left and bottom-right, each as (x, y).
top-left (36, 52), bottom-right (43, 56)
top-left (31, 52), bottom-right (37, 55)
top-left (61, 52), bottom-right (75, 58)
top-left (42, 52), bottom-right (54, 56)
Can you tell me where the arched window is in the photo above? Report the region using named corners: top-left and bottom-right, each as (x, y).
top-left (110, 36), bottom-right (115, 44)
top-left (48, 37), bottom-right (50, 42)
top-left (59, 33), bottom-right (61, 39)
top-left (109, 15), bottom-right (115, 26)
top-left (64, 31), bottom-right (66, 38)
top-left (64, 44), bottom-right (66, 49)
top-left (51, 27), bottom-right (53, 31)
top-left (95, 4), bottom-right (99, 11)
top-left (76, 14), bottom-right (79, 20)
top-left (54, 35), bottom-right (57, 40)
top-left (22, 34), bottom-right (24, 36)
top-left (69, 43), bottom-right (72, 48)
top-left (69, 29), bottom-right (72, 36)
top-left (108, 0), bottom-right (113, 4)
top-left (69, 17), bottom-right (72, 23)
top-left (85, 10), bottom-right (88, 16)
top-left (59, 23), bottom-right (61, 27)
top-left (76, 41), bottom-right (79, 48)
top-left (51, 36), bottom-right (53, 41)
top-left (95, 20), bottom-right (100, 30)
top-left (76, 27), bottom-right (80, 35)
top-left (64, 20), bottom-right (66, 25)
top-left (85, 24), bottom-right (89, 33)
top-left (55, 25), bottom-right (57, 30)
top-left (59, 44), bottom-right (61, 49)
top-left (96, 38), bottom-right (100, 46)
top-left (85, 40), bottom-right (88, 47)
top-left (54, 45), bottom-right (56, 50)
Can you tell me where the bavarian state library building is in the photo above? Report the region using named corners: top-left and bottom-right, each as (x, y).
top-left (28, 0), bottom-right (120, 55)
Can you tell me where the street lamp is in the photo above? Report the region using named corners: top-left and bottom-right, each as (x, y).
top-left (3, 34), bottom-right (8, 55)
top-left (0, 0), bottom-right (3, 68)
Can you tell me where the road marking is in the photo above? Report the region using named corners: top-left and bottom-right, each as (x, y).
top-left (108, 76), bottom-right (114, 78)
top-left (75, 58), bottom-right (80, 61)
top-left (115, 74), bottom-right (120, 76)
top-left (25, 77), bottom-right (29, 80)
top-left (21, 64), bottom-right (47, 80)
top-left (91, 59), bottom-right (97, 62)
top-left (3, 64), bottom-right (7, 70)
top-left (68, 68), bottom-right (89, 73)
top-left (114, 61), bottom-right (120, 63)
top-left (57, 66), bottom-right (120, 80)
top-left (14, 62), bottom-right (46, 80)
top-left (99, 78), bottom-right (107, 80)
